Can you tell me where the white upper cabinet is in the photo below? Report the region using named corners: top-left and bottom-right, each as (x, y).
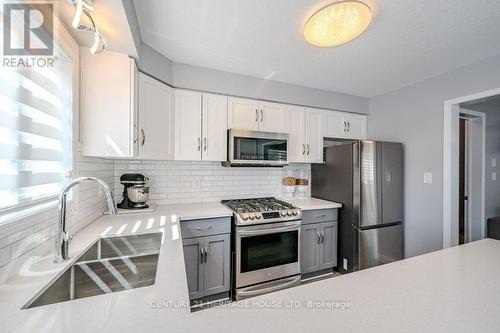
top-left (175, 90), bottom-right (228, 161)
top-left (81, 50), bottom-right (138, 158)
top-left (228, 97), bottom-right (259, 131)
top-left (323, 111), bottom-right (367, 139)
top-left (305, 108), bottom-right (325, 163)
top-left (259, 101), bottom-right (287, 133)
top-left (138, 73), bottom-right (174, 160)
top-left (175, 90), bottom-right (203, 161)
top-left (228, 97), bottom-right (287, 133)
top-left (202, 93), bottom-right (228, 161)
top-left (287, 105), bottom-right (307, 163)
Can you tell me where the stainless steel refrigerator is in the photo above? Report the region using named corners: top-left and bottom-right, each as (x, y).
top-left (312, 140), bottom-right (404, 273)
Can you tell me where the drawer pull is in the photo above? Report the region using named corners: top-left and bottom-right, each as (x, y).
top-left (195, 226), bottom-right (213, 231)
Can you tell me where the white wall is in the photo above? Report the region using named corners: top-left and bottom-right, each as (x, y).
top-left (368, 54), bottom-right (500, 258)
top-left (113, 160), bottom-right (311, 205)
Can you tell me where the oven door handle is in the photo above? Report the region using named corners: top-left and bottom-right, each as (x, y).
top-left (237, 224), bottom-right (300, 237)
top-left (236, 275), bottom-right (301, 298)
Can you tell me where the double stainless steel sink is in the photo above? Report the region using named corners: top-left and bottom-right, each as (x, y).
top-left (23, 233), bottom-right (162, 309)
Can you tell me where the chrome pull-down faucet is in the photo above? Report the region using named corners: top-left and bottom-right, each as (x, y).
top-left (55, 177), bottom-right (117, 263)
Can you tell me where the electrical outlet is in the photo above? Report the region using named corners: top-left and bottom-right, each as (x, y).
top-left (343, 258), bottom-right (348, 270)
top-left (424, 173), bottom-right (433, 184)
top-left (493, 172), bottom-right (497, 181)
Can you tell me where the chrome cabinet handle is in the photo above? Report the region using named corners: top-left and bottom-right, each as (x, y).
top-left (203, 137), bottom-right (207, 151)
top-left (204, 246), bottom-right (208, 263)
top-left (317, 231), bottom-right (321, 244)
top-left (200, 247), bottom-right (204, 264)
top-left (347, 121), bottom-right (350, 132)
top-left (255, 109), bottom-right (258, 122)
top-left (197, 137), bottom-right (201, 151)
top-left (260, 109), bottom-right (263, 122)
top-left (307, 144), bottom-right (310, 155)
top-left (194, 226), bottom-right (213, 231)
top-left (302, 144), bottom-right (306, 155)
top-left (133, 125), bottom-right (139, 143)
top-left (343, 121), bottom-right (347, 133)
top-left (141, 129), bottom-right (145, 146)
top-left (320, 231), bottom-right (325, 243)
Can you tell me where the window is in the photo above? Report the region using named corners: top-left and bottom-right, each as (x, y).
top-left (0, 9), bottom-right (74, 214)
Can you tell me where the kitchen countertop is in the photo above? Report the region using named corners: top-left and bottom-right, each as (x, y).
top-left (283, 197), bottom-right (342, 210)
top-left (1, 202), bottom-right (500, 332)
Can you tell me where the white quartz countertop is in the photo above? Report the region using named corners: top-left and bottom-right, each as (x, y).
top-left (283, 197), bottom-right (342, 210)
top-left (1, 201), bottom-right (500, 333)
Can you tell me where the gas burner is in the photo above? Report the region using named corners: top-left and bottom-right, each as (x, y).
top-left (222, 197), bottom-right (301, 226)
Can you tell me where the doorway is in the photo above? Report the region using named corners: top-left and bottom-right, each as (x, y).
top-left (443, 90), bottom-right (490, 248)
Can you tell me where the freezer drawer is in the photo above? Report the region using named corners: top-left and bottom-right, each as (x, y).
top-left (356, 223), bottom-right (403, 270)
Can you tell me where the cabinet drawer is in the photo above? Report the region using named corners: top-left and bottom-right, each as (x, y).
top-left (181, 217), bottom-right (231, 238)
top-left (301, 209), bottom-right (338, 224)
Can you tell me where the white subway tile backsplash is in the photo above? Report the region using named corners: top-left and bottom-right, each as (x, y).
top-left (113, 160), bottom-right (311, 204)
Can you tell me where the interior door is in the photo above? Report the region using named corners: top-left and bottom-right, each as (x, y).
top-left (228, 97), bottom-right (259, 131)
top-left (381, 142), bottom-right (403, 224)
top-left (357, 224), bottom-right (403, 270)
top-left (174, 89), bottom-right (202, 161)
top-left (202, 93), bottom-right (228, 161)
top-left (259, 101), bottom-right (287, 133)
top-left (138, 73), bottom-right (174, 160)
top-left (287, 106), bottom-right (306, 163)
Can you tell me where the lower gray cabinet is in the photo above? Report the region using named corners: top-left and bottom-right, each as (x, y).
top-left (181, 218), bottom-right (231, 300)
top-left (301, 220), bottom-right (337, 275)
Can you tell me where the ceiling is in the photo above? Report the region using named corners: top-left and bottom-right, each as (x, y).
top-left (133, 0), bottom-right (500, 98)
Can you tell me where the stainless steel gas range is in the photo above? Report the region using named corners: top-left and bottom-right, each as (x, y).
top-left (221, 197), bottom-right (302, 300)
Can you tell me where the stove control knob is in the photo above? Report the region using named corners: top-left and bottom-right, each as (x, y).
top-left (280, 210), bottom-right (287, 217)
top-left (256, 213), bottom-right (262, 219)
top-left (242, 213), bottom-right (249, 221)
top-left (287, 210), bottom-right (293, 216)
top-left (292, 209), bottom-right (299, 216)
top-left (249, 213), bottom-right (256, 220)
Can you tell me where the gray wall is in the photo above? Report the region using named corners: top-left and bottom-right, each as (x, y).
top-left (368, 54), bottom-right (500, 258)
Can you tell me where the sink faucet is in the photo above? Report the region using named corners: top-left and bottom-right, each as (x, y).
top-left (55, 177), bottom-right (118, 263)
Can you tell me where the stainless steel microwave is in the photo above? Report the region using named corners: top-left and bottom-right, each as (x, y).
top-left (223, 129), bottom-right (288, 167)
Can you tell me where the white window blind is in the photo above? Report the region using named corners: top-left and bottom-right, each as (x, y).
top-left (0, 10), bottom-right (73, 212)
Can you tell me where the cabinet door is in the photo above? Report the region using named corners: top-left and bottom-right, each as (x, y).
top-left (305, 108), bottom-right (324, 163)
top-left (202, 93), bottom-right (228, 161)
top-left (259, 101), bottom-right (287, 133)
top-left (174, 89), bottom-right (202, 161)
top-left (287, 105), bottom-right (306, 163)
top-left (300, 223), bottom-right (321, 274)
top-left (138, 73), bottom-right (174, 160)
top-left (227, 97), bottom-right (259, 131)
top-left (342, 115), bottom-right (367, 139)
top-left (319, 221), bottom-right (338, 270)
top-left (323, 111), bottom-right (344, 139)
top-left (203, 234), bottom-right (231, 296)
top-left (81, 51), bottom-right (137, 157)
top-left (183, 238), bottom-right (204, 300)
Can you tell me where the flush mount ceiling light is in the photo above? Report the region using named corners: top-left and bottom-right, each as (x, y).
top-left (71, 0), bottom-right (106, 54)
top-left (304, 1), bottom-right (372, 47)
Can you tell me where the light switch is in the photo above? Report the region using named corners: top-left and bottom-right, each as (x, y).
top-left (424, 173), bottom-right (433, 184)
top-left (493, 172), bottom-right (497, 181)
top-left (493, 158), bottom-right (497, 168)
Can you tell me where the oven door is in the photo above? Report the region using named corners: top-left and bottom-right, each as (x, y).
top-left (226, 129), bottom-right (288, 167)
top-left (235, 221), bottom-right (301, 288)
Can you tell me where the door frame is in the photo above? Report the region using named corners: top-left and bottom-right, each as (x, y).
top-left (443, 89), bottom-right (495, 248)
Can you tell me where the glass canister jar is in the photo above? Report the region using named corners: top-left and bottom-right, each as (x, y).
top-left (295, 168), bottom-right (310, 199)
top-left (281, 169), bottom-right (296, 199)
